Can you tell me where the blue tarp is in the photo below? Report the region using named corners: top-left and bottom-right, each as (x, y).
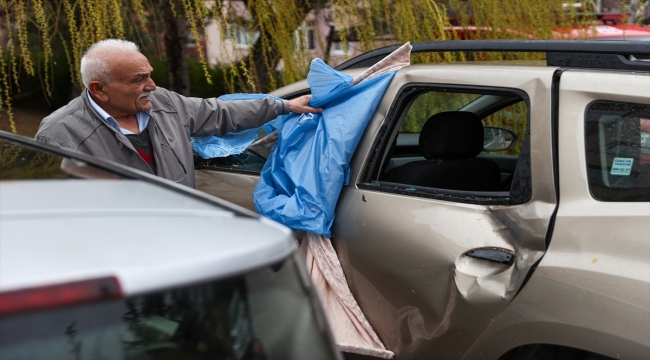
top-left (253, 59), bottom-right (397, 237)
top-left (191, 94), bottom-right (285, 159)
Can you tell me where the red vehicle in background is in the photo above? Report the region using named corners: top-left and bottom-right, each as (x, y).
top-left (578, 23), bottom-right (650, 40)
top-left (449, 13), bottom-right (650, 41)
top-left (557, 13), bottom-right (650, 40)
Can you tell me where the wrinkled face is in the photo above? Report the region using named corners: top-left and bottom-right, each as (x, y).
top-left (103, 51), bottom-right (156, 116)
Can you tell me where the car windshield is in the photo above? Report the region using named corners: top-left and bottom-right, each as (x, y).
top-left (0, 137), bottom-right (124, 180)
top-left (0, 254), bottom-right (336, 360)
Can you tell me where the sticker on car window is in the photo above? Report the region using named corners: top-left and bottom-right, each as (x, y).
top-left (611, 157), bottom-right (634, 176)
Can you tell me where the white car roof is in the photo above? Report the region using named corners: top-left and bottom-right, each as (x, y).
top-left (0, 180), bottom-right (294, 295)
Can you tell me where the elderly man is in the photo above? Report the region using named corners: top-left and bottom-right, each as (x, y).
top-left (35, 39), bottom-right (320, 187)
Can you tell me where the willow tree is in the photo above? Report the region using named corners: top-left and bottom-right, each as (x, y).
top-left (0, 0), bottom-right (594, 134)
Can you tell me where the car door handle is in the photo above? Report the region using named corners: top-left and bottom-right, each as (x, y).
top-left (455, 247), bottom-right (516, 298)
top-left (456, 247), bottom-right (515, 279)
top-left (465, 247), bottom-right (514, 266)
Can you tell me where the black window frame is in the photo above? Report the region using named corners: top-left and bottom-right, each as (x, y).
top-left (357, 83), bottom-right (532, 206)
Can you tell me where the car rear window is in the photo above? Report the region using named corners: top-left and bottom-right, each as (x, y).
top-left (585, 101), bottom-right (650, 202)
top-left (0, 138), bottom-right (122, 180)
top-left (0, 254), bottom-right (336, 360)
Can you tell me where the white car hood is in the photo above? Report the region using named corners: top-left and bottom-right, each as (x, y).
top-left (0, 180), bottom-right (293, 295)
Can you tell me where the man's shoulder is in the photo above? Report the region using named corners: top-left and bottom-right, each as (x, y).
top-left (36, 95), bottom-right (100, 148)
top-left (150, 87), bottom-right (185, 113)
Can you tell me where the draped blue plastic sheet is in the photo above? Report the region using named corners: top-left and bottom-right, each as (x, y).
top-left (254, 59), bottom-right (397, 237)
top-left (191, 94), bottom-right (285, 159)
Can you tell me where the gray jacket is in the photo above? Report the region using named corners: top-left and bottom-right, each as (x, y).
top-left (35, 88), bottom-right (289, 187)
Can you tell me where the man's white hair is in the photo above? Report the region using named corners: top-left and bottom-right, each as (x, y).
top-left (80, 39), bottom-right (140, 88)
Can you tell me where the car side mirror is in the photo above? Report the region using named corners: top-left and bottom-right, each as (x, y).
top-left (483, 126), bottom-right (517, 152)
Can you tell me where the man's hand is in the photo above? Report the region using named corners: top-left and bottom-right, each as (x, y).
top-left (288, 95), bottom-right (322, 114)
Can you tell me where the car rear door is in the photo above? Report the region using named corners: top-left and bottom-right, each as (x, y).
top-left (330, 64), bottom-right (558, 359)
top-left (459, 68), bottom-right (650, 360)
top-left (525, 69), bottom-right (650, 357)
top-left (195, 152), bottom-right (265, 211)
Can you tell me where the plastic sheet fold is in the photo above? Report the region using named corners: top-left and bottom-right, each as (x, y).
top-left (195, 43), bottom-right (412, 358)
top-left (253, 44), bottom-right (411, 357)
top-left (191, 94), bottom-right (285, 159)
top-left (253, 58), bottom-right (398, 237)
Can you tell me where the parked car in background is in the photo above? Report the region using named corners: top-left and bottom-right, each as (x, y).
top-left (559, 21), bottom-right (650, 41)
top-left (194, 40), bottom-right (650, 359)
top-left (448, 13), bottom-right (650, 41)
top-left (0, 132), bottom-right (341, 360)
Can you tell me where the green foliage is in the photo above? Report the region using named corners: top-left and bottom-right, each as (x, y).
top-left (10, 51), bottom-right (73, 111)
top-left (0, 0), bottom-right (597, 134)
top-left (401, 92), bottom-right (481, 133)
top-left (149, 57), bottom-right (170, 90)
top-left (150, 58), bottom-right (227, 98)
top-left (187, 60), bottom-right (227, 98)
top-left (0, 139), bottom-right (71, 180)
top-left (448, 0), bottom-right (596, 60)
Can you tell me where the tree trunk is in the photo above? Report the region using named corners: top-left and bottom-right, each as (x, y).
top-left (324, 25), bottom-right (334, 65)
top-left (162, 1), bottom-right (190, 96)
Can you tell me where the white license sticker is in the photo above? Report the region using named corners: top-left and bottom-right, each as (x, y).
top-left (611, 157), bottom-right (634, 176)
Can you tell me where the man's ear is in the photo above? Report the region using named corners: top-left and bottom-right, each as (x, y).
top-left (87, 81), bottom-right (109, 103)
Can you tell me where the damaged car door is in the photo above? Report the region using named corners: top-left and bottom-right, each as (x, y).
top-left (329, 64), bottom-right (558, 359)
top-left (193, 63), bottom-right (559, 359)
top-left (194, 140), bottom-right (270, 211)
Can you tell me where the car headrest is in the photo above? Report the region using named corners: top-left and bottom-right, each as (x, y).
top-left (419, 111), bottom-right (484, 160)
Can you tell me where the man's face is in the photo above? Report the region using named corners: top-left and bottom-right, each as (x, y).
top-left (102, 52), bottom-right (156, 116)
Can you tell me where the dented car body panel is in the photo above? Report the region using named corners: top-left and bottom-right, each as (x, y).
top-left (329, 65), bottom-right (557, 359)
top-left (461, 70), bottom-right (650, 360)
top-left (194, 52), bottom-right (650, 359)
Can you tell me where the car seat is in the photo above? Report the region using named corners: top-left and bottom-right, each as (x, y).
top-left (380, 111), bottom-right (502, 191)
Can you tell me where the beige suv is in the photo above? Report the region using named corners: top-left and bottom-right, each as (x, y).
top-left (194, 41), bottom-right (650, 360)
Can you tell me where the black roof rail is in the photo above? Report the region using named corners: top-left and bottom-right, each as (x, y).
top-left (334, 40), bottom-right (650, 72)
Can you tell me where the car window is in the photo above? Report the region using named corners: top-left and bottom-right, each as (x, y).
top-left (400, 92), bottom-right (481, 132)
top-left (365, 87), bottom-right (531, 205)
top-left (0, 254), bottom-right (336, 360)
top-left (195, 130), bottom-right (271, 174)
top-left (480, 101), bottom-right (527, 156)
top-left (199, 148), bottom-right (269, 173)
top-left (585, 101), bottom-right (650, 202)
top-left (400, 93), bottom-right (526, 156)
top-left (0, 138), bottom-right (123, 180)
